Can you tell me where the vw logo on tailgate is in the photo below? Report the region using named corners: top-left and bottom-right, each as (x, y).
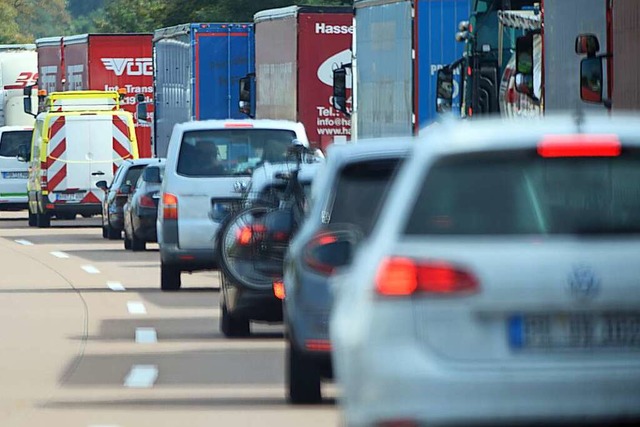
top-left (568, 265), bottom-right (601, 300)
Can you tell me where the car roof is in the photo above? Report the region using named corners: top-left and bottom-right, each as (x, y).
top-left (325, 137), bottom-right (412, 165)
top-left (417, 113), bottom-right (640, 158)
top-left (0, 125), bottom-right (33, 132)
top-left (173, 119), bottom-right (308, 142)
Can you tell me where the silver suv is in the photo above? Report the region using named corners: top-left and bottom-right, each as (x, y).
top-left (157, 119), bottom-right (309, 291)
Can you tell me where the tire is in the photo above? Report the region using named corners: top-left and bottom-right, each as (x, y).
top-left (160, 263), bottom-right (181, 291)
top-left (106, 222), bottom-right (120, 240)
top-left (81, 213), bottom-right (92, 218)
top-left (287, 338), bottom-right (322, 404)
top-left (131, 232), bottom-right (146, 251)
top-left (124, 234), bottom-right (132, 250)
top-left (36, 212), bottom-right (51, 228)
top-left (220, 293), bottom-right (250, 338)
top-left (102, 225), bottom-right (108, 238)
top-left (28, 211), bottom-right (37, 227)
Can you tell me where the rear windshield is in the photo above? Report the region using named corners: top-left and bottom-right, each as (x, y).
top-left (177, 129), bottom-right (298, 177)
top-left (124, 166), bottom-right (146, 188)
top-left (406, 150), bottom-right (640, 235)
top-left (329, 158), bottom-right (402, 236)
top-left (0, 131), bottom-right (32, 157)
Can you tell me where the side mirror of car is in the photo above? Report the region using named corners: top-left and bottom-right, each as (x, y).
top-left (575, 33), bottom-right (600, 56)
top-left (332, 65), bottom-right (351, 117)
top-left (239, 74), bottom-right (255, 118)
top-left (96, 180), bottom-right (108, 191)
top-left (136, 94), bottom-right (149, 122)
top-left (119, 184), bottom-right (132, 195)
top-left (515, 33), bottom-right (535, 96)
top-left (143, 166), bottom-right (162, 183)
top-left (302, 226), bottom-right (363, 275)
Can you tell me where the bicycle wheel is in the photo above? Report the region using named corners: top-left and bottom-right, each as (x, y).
top-left (218, 205), bottom-right (291, 291)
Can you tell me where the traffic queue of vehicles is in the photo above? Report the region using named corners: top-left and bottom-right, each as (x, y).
top-left (2, 1), bottom-right (639, 425)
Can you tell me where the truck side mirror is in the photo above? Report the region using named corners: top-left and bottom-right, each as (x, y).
top-left (575, 34), bottom-right (600, 57)
top-left (515, 33), bottom-right (534, 96)
top-left (136, 94), bottom-right (149, 122)
top-left (23, 85), bottom-right (36, 117)
top-left (332, 66), bottom-right (350, 117)
top-left (239, 74), bottom-right (255, 118)
top-left (17, 144), bottom-right (30, 162)
top-left (436, 68), bottom-right (454, 113)
top-left (580, 56), bottom-right (603, 103)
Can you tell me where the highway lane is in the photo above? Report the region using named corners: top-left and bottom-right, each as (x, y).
top-left (0, 211), bottom-right (338, 427)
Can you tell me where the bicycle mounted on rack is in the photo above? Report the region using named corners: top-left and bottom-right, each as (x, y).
top-left (215, 142), bottom-right (321, 291)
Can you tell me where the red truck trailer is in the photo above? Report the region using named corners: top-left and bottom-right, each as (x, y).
top-left (244, 5), bottom-right (353, 151)
top-left (35, 34), bottom-right (153, 157)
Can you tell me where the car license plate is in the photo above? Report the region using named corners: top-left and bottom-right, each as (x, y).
top-left (509, 313), bottom-right (640, 349)
top-left (2, 171), bottom-right (28, 179)
top-left (56, 192), bottom-right (85, 202)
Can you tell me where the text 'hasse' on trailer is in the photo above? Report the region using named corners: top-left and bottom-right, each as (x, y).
top-left (239, 5), bottom-right (353, 151)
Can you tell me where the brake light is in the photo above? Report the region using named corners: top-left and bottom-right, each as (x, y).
top-left (236, 224), bottom-right (266, 245)
top-left (538, 134), bottom-right (621, 157)
top-left (273, 280), bottom-right (285, 300)
top-left (375, 257), bottom-right (479, 297)
top-left (162, 193), bottom-right (178, 219)
top-left (224, 122), bottom-right (254, 128)
top-left (139, 195), bottom-right (155, 208)
top-left (305, 339), bottom-right (332, 352)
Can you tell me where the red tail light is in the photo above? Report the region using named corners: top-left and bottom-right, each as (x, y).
top-left (162, 193), bottom-right (178, 219)
top-left (139, 195), bottom-right (155, 208)
top-left (235, 223), bottom-right (266, 245)
top-left (375, 257), bottom-right (479, 297)
top-left (273, 280), bottom-right (285, 300)
top-left (538, 134), bottom-right (621, 157)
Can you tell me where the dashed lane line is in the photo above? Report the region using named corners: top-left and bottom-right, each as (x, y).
top-left (127, 301), bottom-right (147, 315)
top-left (50, 251), bottom-right (70, 258)
top-left (81, 265), bottom-right (100, 274)
top-left (107, 281), bottom-right (126, 291)
top-left (15, 239), bottom-right (33, 246)
top-left (124, 365), bottom-right (158, 388)
top-left (135, 327), bottom-right (157, 344)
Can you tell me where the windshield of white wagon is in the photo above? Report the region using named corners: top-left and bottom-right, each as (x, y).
top-left (405, 149), bottom-right (640, 235)
top-left (176, 129), bottom-right (298, 177)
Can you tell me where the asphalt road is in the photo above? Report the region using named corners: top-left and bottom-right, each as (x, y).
top-left (0, 211), bottom-right (338, 427)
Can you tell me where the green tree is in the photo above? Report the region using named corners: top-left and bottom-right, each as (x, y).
top-left (14, 0), bottom-right (72, 39)
top-left (94, 0), bottom-right (168, 32)
top-left (0, 0), bottom-right (23, 43)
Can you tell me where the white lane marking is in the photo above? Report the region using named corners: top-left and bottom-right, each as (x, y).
top-left (107, 281), bottom-right (126, 292)
top-left (124, 365), bottom-right (158, 388)
top-left (127, 301), bottom-right (147, 315)
top-left (50, 251), bottom-right (70, 259)
top-left (15, 239), bottom-right (33, 246)
top-left (135, 327), bottom-right (157, 344)
top-left (81, 265), bottom-right (100, 274)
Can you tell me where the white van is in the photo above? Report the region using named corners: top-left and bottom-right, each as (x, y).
top-left (158, 119), bottom-right (309, 291)
top-left (25, 91), bottom-right (138, 227)
top-left (0, 126), bottom-right (32, 210)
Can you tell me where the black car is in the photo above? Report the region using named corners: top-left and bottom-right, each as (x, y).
top-left (123, 160), bottom-right (165, 251)
top-left (97, 159), bottom-right (158, 239)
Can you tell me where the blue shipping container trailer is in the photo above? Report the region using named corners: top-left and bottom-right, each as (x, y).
top-left (352, 0), bottom-right (469, 139)
top-left (153, 23), bottom-right (255, 157)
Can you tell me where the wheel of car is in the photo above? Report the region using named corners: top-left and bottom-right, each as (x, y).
top-left (131, 232), bottom-right (146, 251)
top-left (102, 226), bottom-right (108, 238)
top-left (106, 222), bottom-right (120, 240)
top-left (286, 338), bottom-right (322, 404)
top-left (160, 263), bottom-right (181, 291)
top-left (124, 234), bottom-right (132, 250)
top-left (81, 213), bottom-right (92, 218)
top-left (28, 210), bottom-right (37, 227)
top-left (220, 295), bottom-right (250, 338)
top-left (36, 212), bottom-right (51, 228)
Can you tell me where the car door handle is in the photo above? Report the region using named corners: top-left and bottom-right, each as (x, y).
top-left (92, 171), bottom-right (105, 176)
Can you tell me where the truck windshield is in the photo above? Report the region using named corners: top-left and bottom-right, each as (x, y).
top-left (0, 131), bottom-right (32, 158)
top-left (177, 129), bottom-right (298, 177)
top-left (405, 149), bottom-right (640, 235)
